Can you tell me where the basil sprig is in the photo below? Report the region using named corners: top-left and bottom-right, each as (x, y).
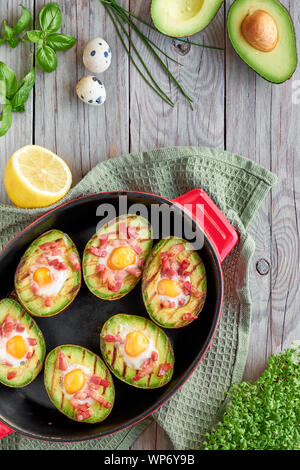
top-left (0, 62), bottom-right (35, 137)
top-left (26, 2), bottom-right (76, 73)
top-left (0, 5), bottom-right (31, 48)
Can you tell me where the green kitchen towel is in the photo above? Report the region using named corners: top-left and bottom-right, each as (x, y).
top-left (0, 146), bottom-right (277, 450)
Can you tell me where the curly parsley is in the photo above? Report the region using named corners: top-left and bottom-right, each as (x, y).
top-left (203, 344), bottom-right (300, 450)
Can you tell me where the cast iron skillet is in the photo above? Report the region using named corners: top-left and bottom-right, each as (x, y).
top-left (0, 189), bottom-right (238, 442)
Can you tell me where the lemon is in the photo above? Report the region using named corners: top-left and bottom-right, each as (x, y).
top-left (4, 145), bottom-right (72, 208)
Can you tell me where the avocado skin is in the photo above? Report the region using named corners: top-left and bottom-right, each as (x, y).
top-left (100, 314), bottom-right (175, 389)
top-left (142, 238), bottom-right (207, 329)
top-left (227, 0), bottom-right (297, 84)
top-left (151, 0), bottom-right (224, 38)
top-left (44, 344), bottom-right (115, 424)
top-left (0, 298), bottom-right (46, 388)
top-left (82, 215), bottom-right (153, 301)
top-left (14, 230), bottom-right (81, 318)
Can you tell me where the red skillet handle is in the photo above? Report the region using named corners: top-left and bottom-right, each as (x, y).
top-left (0, 422), bottom-right (14, 439)
top-left (173, 189), bottom-right (238, 262)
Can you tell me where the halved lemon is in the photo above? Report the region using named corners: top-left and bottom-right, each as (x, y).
top-left (4, 145), bottom-right (72, 208)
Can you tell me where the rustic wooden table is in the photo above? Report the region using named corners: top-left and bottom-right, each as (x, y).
top-left (1, 0), bottom-right (299, 450)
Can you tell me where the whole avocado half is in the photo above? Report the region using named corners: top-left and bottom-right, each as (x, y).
top-left (142, 238), bottom-right (207, 329)
top-left (15, 229), bottom-right (81, 318)
top-left (151, 0), bottom-right (224, 37)
top-left (100, 314), bottom-right (175, 389)
top-left (227, 0), bottom-right (297, 83)
top-left (82, 214), bottom-right (153, 301)
top-left (44, 345), bottom-right (115, 424)
top-left (0, 298), bottom-right (46, 388)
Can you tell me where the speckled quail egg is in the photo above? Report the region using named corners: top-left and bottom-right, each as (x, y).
top-left (83, 37), bottom-right (112, 74)
top-left (76, 76), bottom-right (106, 106)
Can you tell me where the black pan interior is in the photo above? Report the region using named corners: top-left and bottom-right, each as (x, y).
top-left (0, 192), bottom-right (223, 441)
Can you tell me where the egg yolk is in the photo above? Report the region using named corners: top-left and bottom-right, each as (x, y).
top-left (107, 246), bottom-right (136, 270)
top-left (124, 331), bottom-right (149, 357)
top-left (33, 267), bottom-right (52, 287)
top-left (157, 279), bottom-right (182, 298)
top-left (6, 335), bottom-right (28, 359)
top-left (64, 369), bottom-right (86, 395)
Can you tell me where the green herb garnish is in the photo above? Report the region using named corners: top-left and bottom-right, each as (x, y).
top-left (0, 5), bottom-right (31, 48)
top-left (99, 0), bottom-right (223, 109)
top-left (203, 344), bottom-right (300, 450)
top-left (24, 2), bottom-right (76, 73)
top-left (0, 62), bottom-right (35, 137)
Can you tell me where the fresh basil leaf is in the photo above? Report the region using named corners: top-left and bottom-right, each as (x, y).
top-left (36, 45), bottom-right (58, 72)
top-left (11, 67), bottom-right (36, 108)
top-left (12, 103), bottom-right (26, 113)
top-left (26, 30), bottom-right (43, 43)
top-left (45, 33), bottom-right (76, 51)
top-left (39, 2), bottom-right (62, 33)
top-left (0, 62), bottom-right (18, 97)
top-left (3, 21), bottom-right (14, 41)
top-left (7, 37), bottom-right (19, 48)
top-left (13, 5), bottom-right (31, 35)
top-left (0, 101), bottom-right (13, 137)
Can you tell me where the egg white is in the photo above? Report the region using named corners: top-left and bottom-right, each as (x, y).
top-left (117, 325), bottom-right (158, 370)
top-left (0, 329), bottom-right (33, 368)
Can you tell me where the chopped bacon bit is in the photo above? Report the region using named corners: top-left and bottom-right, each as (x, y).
top-left (161, 299), bottom-right (175, 309)
top-left (16, 323), bottom-right (25, 333)
top-left (1, 360), bottom-right (13, 367)
top-left (44, 297), bottom-right (52, 307)
top-left (77, 403), bottom-right (93, 421)
top-left (104, 334), bottom-right (124, 344)
top-left (3, 315), bottom-right (16, 337)
top-left (26, 351), bottom-right (33, 360)
top-left (127, 238), bottom-right (142, 255)
top-left (7, 371), bottom-right (17, 380)
top-left (178, 259), bottom-right (190, 277)
top-left (96, 264), bottom-right (106, 273)
top-left (73, 390), bottom-right (88, 400)
top-left (89, 390), bottom-right (112, 409)
top-left (118, 221), bottom-right (127, 239)
top-left (137, 258), bottom-right (145, 268)
top-left (157, 363), bottom-right (173, 377)
top-left (132, 357), bottom-right (157, 382)
top-left (40, 239), bottom-right (65, 251)
top-left (125, 266), bottom-right (142, 278)
top-left (48, 258), bottom-right (67, 270)
top-left (90, 375), bottom-right (110, 388)
top-left (169, 244), bottom-right (185, 257)
top-left (182, 281), bottom-right (201, 298)
top-left (151, 351), bottom-right (158, 362)
top-left (27, 338), bottom-right (37, 346)
top-left (58, 351), bottom-right (68, 371)
top-left (67, 252), bottom-right (81, 271)
top-left (182, 313), bottom-right (198, 322)
top-left (107, 279), bottom-right (122, 292)
top-left (99, 234), bottom-right (109, 248)
top-left (127, 225), bottom-right (138, 239)
top-left (178, 298), bottom-right (186, 307)
top-left (89, 246), bottom-right (104, 257)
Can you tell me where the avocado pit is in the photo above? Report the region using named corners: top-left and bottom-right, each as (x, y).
top-left (242, 10), bottom-right (278, 52)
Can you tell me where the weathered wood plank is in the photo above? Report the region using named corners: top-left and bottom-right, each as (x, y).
top-left (129, 1), bottom-right (225, 449)
top-left (0, 0), bottom-right (34, 204)
top-left (34, 0), bottom-right (130, 187)
top-left (225, 0), bottom-right (300, 381)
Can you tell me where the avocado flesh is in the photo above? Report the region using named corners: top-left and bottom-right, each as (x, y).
top-left (44, 345), bottom-right (115, 424)
top-left (15, 230), bottom-right (81, 318)
top-left (151, 0), bottom-right (224, 37)
top-left (142, 238), bottom-right (207, 329)
top-left (100, 314), bottom-right (174, 389)
top-left (227, 0), bottom-right (297, 83)
top-left (83, 215), bottom-right (153, 301)
top-left (0, 299), bottom-right (46, 387)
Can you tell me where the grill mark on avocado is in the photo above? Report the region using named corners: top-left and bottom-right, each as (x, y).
top-left (82, 348), bottom-right (86, 362)
top-left (50, 353), bottom-right (59, 397)
top-left (111, 346), bottom-right (117, 368)
top-left (29, 319), bottom-right (34, 330)
top-left (197, 273), bottom-right (206, 287)
top-left (60, 392), bottom-right (65, 409)
top-left (93, 355), bottom-right (97, 375)
top-left (122, 363), bottom-right (127, 378)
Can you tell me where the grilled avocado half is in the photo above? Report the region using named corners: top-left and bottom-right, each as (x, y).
top-left (100, 314), bottom-right (174, 389)
top-left (44, 345), bottom-right (115, 424)
top-left (15, 229), bottom-right (81, 318)
top-left (142, 238), bottom-right (207, 329)
top-left (0, 298), bottom-right (46, 387)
